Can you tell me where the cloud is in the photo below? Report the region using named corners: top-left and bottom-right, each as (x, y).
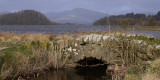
top-left (0, 0), bottom-right (159, 15)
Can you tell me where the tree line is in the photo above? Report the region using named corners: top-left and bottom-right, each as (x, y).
top-left (0, 10), bottom-right (55, 25)
top-left (93, 11), bottom-right (160, 26)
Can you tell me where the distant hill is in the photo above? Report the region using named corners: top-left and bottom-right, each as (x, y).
top-left (0, 11), bottom-right (10, 15)
top-left (0, 10), bottom-right (53, 25)
top-left (93, 12), bottom-right (160, 26)
top-left (141, 12), bottom-right (155, 16)
top-left (45, 8), bottom-right (108, 25)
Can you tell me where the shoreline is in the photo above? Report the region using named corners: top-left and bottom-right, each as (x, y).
top-left (123, 26), bottom-right (160, 31)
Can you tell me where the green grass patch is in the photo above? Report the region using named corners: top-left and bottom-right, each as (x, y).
top-left (0, 46), bottom-right (29, 71)
top-left (1, 46), bottom-right (25, 54)
top-left (125, 35), bottom-right (160, 45)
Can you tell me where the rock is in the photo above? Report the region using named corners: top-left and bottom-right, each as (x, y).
top-left (126, 34), bottom-right (132, 37)
top-left (103, 35), bottom-right (110, 40)
top-left (74, 52), bottom-right (79, 55)
top-left (75, 43), bottom-right (78, 47)
top-left (155, 45), bottom-right (160, 49)
top-left (134, 40), bottom-right (143, 44)
top-left (73, 49), bottom-right (77, 52)
top-left (68, 47), bottom-right (72, 52)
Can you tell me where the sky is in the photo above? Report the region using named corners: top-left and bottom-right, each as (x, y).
top-left (0, 0), bottom-right (160, 15)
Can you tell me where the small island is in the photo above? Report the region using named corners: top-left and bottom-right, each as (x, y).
top-left (0, 10), bottom-right (54, 25)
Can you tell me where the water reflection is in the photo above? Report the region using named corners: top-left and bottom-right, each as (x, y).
top-left (29, 57), bottom-right (111, 80)
top-left (75, 65), bottom-right (110, 80)
top-left (29, 68), bottom-right (111, 80)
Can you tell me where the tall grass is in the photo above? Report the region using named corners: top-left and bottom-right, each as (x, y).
top-left (0, 40), bottom-right (70, 79)
top-left (103, 33), bottom-right (160, 80)
top-left (124, 58), bottom-right (160, 80)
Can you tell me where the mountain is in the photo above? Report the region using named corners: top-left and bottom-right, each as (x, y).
top-left (0, 10), bottom-right (53, 25)
top-left (45, 8), bottom-right (108, 25)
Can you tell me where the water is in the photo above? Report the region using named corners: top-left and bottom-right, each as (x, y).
top-left (129, 30), bottom-right (160, 38)
top-left (0, 25), bottom-right (108, 34)
top-left (0, 25), bottom-right (160, 38)
top-left (28, 57), bottom-right (111, 80)
top-left (29, 68), bottom-right (111, 80)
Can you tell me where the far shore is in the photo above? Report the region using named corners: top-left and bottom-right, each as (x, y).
top-left (123, 26), bottom-right (160, 31)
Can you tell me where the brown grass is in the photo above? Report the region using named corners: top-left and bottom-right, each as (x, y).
top-left (142, 73), bottom-right (160, 80)
top-left (124, 58), bottom-right (160, 80)
top-left (124, 74), bottom-right (141, 80)
top-left (69, 29), bottom-right (121, 35)
top-left (0, 40), bottom-right (70, 79)
top-left (0, 32), bottom-right (78, 44)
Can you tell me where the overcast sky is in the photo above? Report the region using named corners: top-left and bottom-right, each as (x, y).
top-left (0, 0), bottom-right (160, 15)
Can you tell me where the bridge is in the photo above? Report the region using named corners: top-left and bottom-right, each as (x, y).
top-left (50, 34), bottom-right (160, 71)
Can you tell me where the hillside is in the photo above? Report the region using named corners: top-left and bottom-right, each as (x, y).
top-left (93, 12), bottom-right (160, 26)
top-left (0, 10), bottom-right (53, 25)
top-left (45, 8), bottom-right (107, 24)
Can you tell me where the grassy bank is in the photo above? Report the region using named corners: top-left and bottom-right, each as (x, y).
top-left (125, 58), bottom-right (160, 80)
top-left (0, 31), bottom-right (160, 80)
top-left (0, 33), bottom-right (74, 79)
